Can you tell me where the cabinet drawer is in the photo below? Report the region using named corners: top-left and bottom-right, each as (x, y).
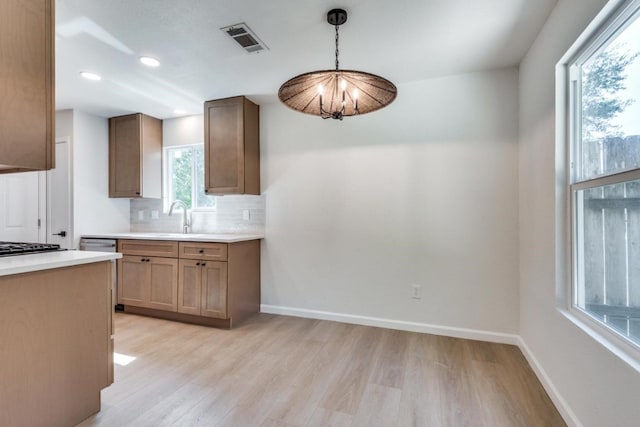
top-left (118, 240), bottom-right (179, 257)
top-left (179, 242), bottom-right (227, 261)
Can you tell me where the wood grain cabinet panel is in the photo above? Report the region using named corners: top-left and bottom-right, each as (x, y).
top-left (148, 257), bottom-right (178, 311)
top-left (204, 96), bottom-right (260, 195)
top-left (178, 259), bottom-right (202, 315)
top-left (109, 113), bottom-right (162, 198)
top-left (178, 259), bottom-right (227, 319)
top-left (179, 242), bottom-right (227, 261)
top-left (0, 0), bottom-right (54, 173)
top-left (0, 262), bottom-right (113, 426)
top-left (118, 255), bottom-right (148, 307)
top-left (119, 238), bottom-right (259, 327)
top-left (118, 240), bottom-right (179, 257)
top-left (201, 261), bottom-right (228, 319)
top-left (117, 255), bottom-right (178, 311)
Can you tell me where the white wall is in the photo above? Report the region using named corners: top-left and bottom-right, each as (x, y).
top-left (56, 110), bottom-right (130, 247)
top-left (73, 110), bottom-right (130, 245)
top-left (519, 0), bottom-right (640, 425)
top-left (163, 114), bottom-right (204, 146)
top-left (56, 110), bottom-right (74, 139)
top-left (261, 68), bottom-right (520, 335)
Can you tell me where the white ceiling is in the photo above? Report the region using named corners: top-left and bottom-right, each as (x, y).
top-left (55, 0), bottom-right (557, 120)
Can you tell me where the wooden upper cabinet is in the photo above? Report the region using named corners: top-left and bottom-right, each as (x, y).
top-left (0, 0), bottom-right (54, 173)
top-left (109, 113), bottom-right (162, 198)
top-left (204, 96), bottom-right (260, 195)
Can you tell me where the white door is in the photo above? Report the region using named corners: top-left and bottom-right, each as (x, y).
top-left (47, 138), bottom-right (73, 249)
top-left (0, 171), bottom-right (43, 242)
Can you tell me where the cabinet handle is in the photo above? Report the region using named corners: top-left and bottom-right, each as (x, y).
top-left (201, 262), bottom-right (206, 267)
top-left (199, 249), bottom-right (204, 254)
top-left (196, 262), bottom-right (201, 266)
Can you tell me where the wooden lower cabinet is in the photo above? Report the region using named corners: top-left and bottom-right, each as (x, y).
top-left (178, 259), bottom-right (201, 315)
top-left (120, 239), bottom-right (259, 328)
top-left (178, 259), bottom-right (228, 318)
top-left (118, 255), bottom-right (147, 306)
top-left (201, 261), bottom-right (228, 318)
top-left (118, 255), bottom-right (178, 311)
top-left (0, 261), bottom-right (113, 426)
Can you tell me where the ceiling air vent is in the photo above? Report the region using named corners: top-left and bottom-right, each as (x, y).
top-left (221, 23), bottom-right (268, 54)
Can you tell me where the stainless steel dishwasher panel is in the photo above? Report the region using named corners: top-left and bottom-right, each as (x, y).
top-left (79, 238), bottom-right (117, 252)
top-left (79, 238), bottom-right (119, 310)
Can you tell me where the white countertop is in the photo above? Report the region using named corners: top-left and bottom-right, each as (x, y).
top-left (81, 232), bottom-right (264, 243)
top-left (0, 250), bottom-right (121, 277)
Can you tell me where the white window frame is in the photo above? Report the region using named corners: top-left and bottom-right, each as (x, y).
top-left (557, 0), bottom-right (640, 371)
top-left (163, 144), bottom-right (216, 213)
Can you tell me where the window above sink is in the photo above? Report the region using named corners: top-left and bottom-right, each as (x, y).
top-left (164, 144), bottom-right (216, 212)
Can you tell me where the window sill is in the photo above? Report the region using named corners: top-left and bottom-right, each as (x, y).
top-left (558, 307), bottom-right (640, 373)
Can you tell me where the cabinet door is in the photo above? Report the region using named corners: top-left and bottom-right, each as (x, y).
top-left (0, 0), bottom-right (54, 172)
top-left (109, 114), bottom-right (141, 197)
top-left (178, 259), bottom-right (202, 315)
top-left (200, 261), bottom-right (228, 319)
top-left (117, 255), bottom-right (149, 307)
top-left (204, 97), bottom-right (245, 193)
top-left (148, 257), bottom-right (178, 312)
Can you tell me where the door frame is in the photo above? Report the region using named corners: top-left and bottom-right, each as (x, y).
top-left (47, 137), bottom-right (73, 248)
top-left (37, 171), bottom-right (46, 242)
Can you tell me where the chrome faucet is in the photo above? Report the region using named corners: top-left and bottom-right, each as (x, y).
top-left (168, 200), bottom-right (191, 234)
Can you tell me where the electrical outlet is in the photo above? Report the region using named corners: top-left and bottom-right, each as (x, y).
top-left (242, 209), bottom-right (250, 221)
top-left (411, 284), bottom-right (422, 299)
top-left (137, 210), bottom-right (145, 220)
top-left (151, 210), bottom-right (159, 219)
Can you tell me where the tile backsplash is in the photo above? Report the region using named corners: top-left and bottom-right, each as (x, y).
top-left (130, 195), bottom-right (265, 234)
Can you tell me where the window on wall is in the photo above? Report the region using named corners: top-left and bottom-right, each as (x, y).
top-left (568, 1), bottom-right (640, 348)
top-left (164, 144), bottom-right (215, 210)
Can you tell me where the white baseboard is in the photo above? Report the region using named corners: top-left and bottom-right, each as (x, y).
top-left (260, 304), bottom-right (519, 345)
top-left (516, 337), bottom-right (582, 427)
top-left (260, 304), bottom-right (579, 427)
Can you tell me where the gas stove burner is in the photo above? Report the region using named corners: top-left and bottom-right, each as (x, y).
top-left (0, 242), bottom-right (62, 257)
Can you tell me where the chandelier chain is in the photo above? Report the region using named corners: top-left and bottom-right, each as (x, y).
top-left (335, 25), bottom-right (340, 70)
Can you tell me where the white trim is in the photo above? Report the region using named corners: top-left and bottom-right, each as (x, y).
top-left (517, 336), bottom-right (583, 427)
top-left (561, 308), bottom-right (640, 373)
top-left (557, 0), bottom-right (638, 66)
top-left (37, 171), bottom-right (47, 243)
top-left (48, 137), bottom-right (73, 249)
top-left (556, 0), bottom-right (640, 370)
top-left (260, 304), bottom-right (519, 345)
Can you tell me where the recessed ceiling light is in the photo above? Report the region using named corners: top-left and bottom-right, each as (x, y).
top-left (173, 109), bottom-right (187, 115)
top-left (139, 56), bottom-right (160, 67)
top-left (80, 71), bottom-right (101, 81)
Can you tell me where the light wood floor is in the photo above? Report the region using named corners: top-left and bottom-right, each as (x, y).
top-left (78, 313), bottom-right (565, 427)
